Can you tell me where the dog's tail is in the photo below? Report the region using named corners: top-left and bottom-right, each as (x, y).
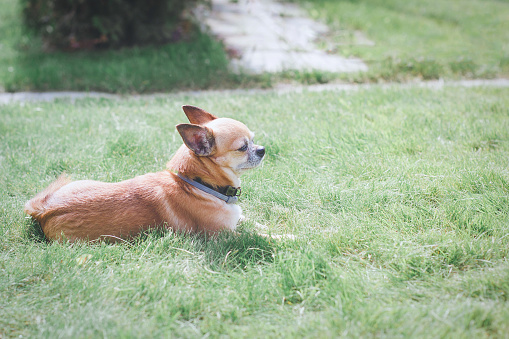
top-left (24, 174), bottom-right (71, 220)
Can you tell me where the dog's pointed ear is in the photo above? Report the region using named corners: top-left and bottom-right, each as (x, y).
top-left (176, 124), bottom-right (216, 156)
top-left (182, 105), bottom-right (218, 125)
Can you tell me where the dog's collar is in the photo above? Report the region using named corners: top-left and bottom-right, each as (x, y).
top-left (177, 173), bottom-right (241, 204)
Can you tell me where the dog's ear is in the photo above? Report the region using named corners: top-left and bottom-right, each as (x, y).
top-left (176, 124), bottom-right (216, 156)
top-left (182, 105), bottom-right (218, 125)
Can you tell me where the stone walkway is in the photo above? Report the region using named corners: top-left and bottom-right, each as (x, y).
top-left (0, 0), bottom-right (369, 104)
top-left (1, 79), bottom-right (508, 104)
top-left (1, 0), bottom-right (508, 104)
top-left (196, 0), bottom-right (368, 74)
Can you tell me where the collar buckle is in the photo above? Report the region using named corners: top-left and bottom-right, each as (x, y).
top-left (177, 172), bottom-right (241, 204)
top-left (225, 186), bottom-right (242, 197)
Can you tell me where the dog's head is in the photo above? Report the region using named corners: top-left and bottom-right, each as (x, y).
top-left (176, 105), bottom-right (265, 173)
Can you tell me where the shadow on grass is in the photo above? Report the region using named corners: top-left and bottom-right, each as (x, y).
top-left (136, 227), bottom-right (277, 271)
top-left (202, 231), bottom-right (277, 271)
top-left (3, 33), bottom-right (248, 93)
top-left (22, 219), bottom-right (277, 271)
top-left (23, 217), bottom-right (48, 243)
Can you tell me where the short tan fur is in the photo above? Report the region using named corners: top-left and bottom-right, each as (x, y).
top-left (24, 105), bottom-right (265, 242)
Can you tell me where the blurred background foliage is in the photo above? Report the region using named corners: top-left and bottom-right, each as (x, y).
top-left (1, 0), bottom-right (508, 93)
top-left (21, 0), bottom-right (197, 50)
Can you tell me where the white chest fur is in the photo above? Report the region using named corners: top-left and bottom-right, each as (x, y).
top-left (226, 204), bottom-right (243, 230)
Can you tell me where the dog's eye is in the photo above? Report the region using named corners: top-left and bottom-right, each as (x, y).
top-left (238, 144), bottom-right (248, 152)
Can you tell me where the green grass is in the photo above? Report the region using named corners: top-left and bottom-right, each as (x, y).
top-left (1, 85), bottom-right (509, 337)
top-left (0, 0), bottom-right (254, 93)
top-left (293, 0), bottom-right (509, 82)
top-left (2, 0), bottom-right (509, 93)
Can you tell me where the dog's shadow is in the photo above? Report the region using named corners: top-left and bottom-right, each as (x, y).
top-left (24, 218), bottom-right (48, 243)
top-left (23, 220), bottom-right (278, 271)
top-left (138, 227), bottom-right (278, 271)
top-left (201, 230), bottom-right (277, 271)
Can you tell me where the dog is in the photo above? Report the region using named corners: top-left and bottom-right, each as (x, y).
top-left (24, 105), bottom-right (265, 242)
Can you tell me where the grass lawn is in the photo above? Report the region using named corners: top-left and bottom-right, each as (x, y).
top-left (0, 0), bottom-right (252, 94)
top-left (1, 85), bottom-right (509, 337)
top-left (295, 0), bottom-right (509, 82)
top-left (1, 0), bottom-right (509, 93)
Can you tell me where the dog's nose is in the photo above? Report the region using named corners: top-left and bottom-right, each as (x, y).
top-left (256, 146), bottom-right (265, 157)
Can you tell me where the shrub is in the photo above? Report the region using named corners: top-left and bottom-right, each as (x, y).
top-left (21, 0), bottom-right (197, 50)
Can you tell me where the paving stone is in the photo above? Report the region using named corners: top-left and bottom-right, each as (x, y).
top-left (2, 79), bottom-right (509, 104)
top-left (197, 0), bottom-right (368, 74)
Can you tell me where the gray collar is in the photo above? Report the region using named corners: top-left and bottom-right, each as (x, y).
top-left (177, 173), bottom-right (241, 204)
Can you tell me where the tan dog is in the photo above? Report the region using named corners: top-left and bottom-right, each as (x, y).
top-left (24, 105), bottom-right (265, 242)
